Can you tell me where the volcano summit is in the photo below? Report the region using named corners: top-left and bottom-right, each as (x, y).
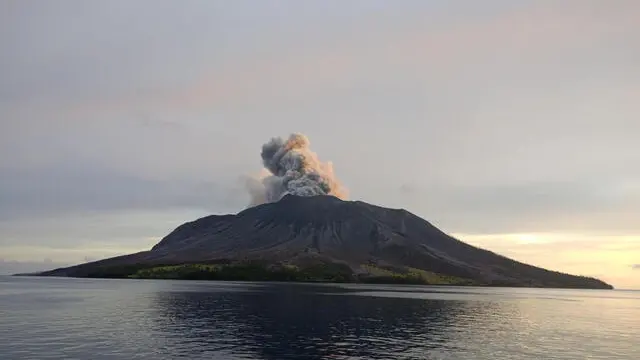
top-left (35, 133), bottom-right (611, 289)
top-left (38, 195), bottom-right (611, 289)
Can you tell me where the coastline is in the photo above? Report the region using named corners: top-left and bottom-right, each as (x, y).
top-left (20, 261), bottom-right (614, 290)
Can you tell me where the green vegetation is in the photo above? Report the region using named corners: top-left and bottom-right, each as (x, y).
top-left (75, 260), bottom-right (476, 285)
top-left (76, 264), bottom-right (156, 279)
top-left (128, 261), bottom-right (354, 283)
top-left (358, 264), bottom-right (477, 285)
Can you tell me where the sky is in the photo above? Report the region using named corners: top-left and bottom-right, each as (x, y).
top-left (1, 0), bottom-right (639, 288)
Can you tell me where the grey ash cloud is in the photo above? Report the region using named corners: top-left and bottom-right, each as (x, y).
top-left (245, 133), bottom-right (347, 206)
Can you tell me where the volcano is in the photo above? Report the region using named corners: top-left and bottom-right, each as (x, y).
top-left (38, 195), bottom-right (612, 289)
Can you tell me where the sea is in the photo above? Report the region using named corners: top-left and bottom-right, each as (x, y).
top-left (0, 276), bottom-right (638, 360)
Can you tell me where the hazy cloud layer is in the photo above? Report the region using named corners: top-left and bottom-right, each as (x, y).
top-left (0, 164), bottom-right (243, 221)
top-left (0, 259), bottom-right (69, 275)
top-left (388, 179), bottom-right (640, 234)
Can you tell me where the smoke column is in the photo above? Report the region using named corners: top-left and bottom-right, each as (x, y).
top-left (245, 133), bottom-right (347, 206)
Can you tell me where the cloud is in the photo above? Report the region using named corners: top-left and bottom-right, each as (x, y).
top-left (6, 0), bottom-right (635, 115)
top-left (632, 264), bottom-right (640, 270)
top-left (399, 184), bottom-right (416, 194)
top-left (0, 163), bottom-right (245, 221)
top-left (0, 207), bottom-right (211, 263)
top-left (0, 258), bottom-right (69, 275)
top-left (385, 179), bottom-right (640, 235)
top-left (160, 1), bottom-right (639, 111)
top-left (135, 114), bottom-right (184, 130)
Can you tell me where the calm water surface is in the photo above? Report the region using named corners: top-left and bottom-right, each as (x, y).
top-left (1, 276), bottom-right (638, 359)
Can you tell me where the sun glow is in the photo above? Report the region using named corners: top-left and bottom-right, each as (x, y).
top-left (452, 232), bottom-right (640, 288)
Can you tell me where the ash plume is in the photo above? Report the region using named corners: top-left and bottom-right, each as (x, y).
top-left (245, 133), bottom-right (347, 206)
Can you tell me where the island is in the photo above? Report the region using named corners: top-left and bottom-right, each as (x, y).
top-left (33, 195), bottom-right (612, 289)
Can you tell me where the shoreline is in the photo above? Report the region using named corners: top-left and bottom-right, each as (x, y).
top-left (14, 273), bottom-right (614, 290)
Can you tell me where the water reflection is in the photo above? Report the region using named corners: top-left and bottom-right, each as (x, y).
top-left (151, 283), bottom-right (504, 359)
top-left (3, 278), bottom-right (638, 359)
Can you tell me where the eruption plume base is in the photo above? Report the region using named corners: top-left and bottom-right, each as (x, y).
top-left (246, 133), bottom-right (347, 206)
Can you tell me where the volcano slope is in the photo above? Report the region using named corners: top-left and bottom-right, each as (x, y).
top-left (37, 195), bottom-right (612, 289)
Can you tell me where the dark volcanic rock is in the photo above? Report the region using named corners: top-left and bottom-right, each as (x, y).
top-left (38, 195), bottom-right (613, 289)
